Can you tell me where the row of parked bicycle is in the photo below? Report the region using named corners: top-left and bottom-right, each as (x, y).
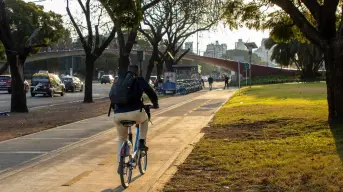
top-left (176, 79), bottom-right (203, 94)
top-left (155, 79), bottom-right (203, 95)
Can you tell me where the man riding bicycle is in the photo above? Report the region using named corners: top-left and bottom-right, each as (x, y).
top-left (110, 64), bottom-right (159, 171)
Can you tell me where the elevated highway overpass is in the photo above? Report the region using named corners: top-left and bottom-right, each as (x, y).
top-left (24, 49), bottom-right (297, 76)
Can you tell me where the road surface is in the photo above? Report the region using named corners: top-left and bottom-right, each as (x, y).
top-left (0, 83), bottom-right (111, 112)
top-left (0, 83), bottom-right (235, 191)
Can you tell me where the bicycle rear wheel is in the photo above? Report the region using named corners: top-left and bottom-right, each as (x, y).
top-left (138, 150), bottom-right (148, 175)
top-left (119, 154), bottom-right (132, 188)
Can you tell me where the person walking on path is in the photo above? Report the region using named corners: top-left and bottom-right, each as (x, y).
top-left (200, 78), bottom-right (205, 88)
top-left (208, 76), bottom-right (214, 90)
top-left (223, 75), bottom-right (230, 89)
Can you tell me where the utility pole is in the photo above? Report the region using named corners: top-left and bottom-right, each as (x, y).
top-left (244, 42), bottom-right (257, 88)
top-left (197, 24), bottom-right (199, 55)
top-left (249, 52), bottom-right (252, 87)
top-left (266, 50), bottom-right (269, 66)
top-left (137, 50), bottom-right (145, 77)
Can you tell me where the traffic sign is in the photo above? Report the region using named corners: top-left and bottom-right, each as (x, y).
top-left (244, 63), bottom-right (249, 70)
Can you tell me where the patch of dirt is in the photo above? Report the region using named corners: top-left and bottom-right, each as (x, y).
top-left (0, 99), bottom-right (110, 142)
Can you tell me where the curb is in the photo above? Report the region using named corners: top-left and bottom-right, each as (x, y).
top-left (148, 90), bottom-right (236, 191)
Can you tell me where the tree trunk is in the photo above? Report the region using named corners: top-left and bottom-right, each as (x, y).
top-left (324, 44), bottom-right (343, 124)
top-left (145, 47), bottom-right (159, 81)
top-left (8, 55), bottom-right (28, 112)
top-left (84, 55), bottom-right (95, 103)
top-left (117, 30), bottom-right (137, 74)
top-left (301, 66), bottom-right (317, 81)
top-left (165, 58), bottom-right (173, 71)
top-left (0, 62), bottom-right (9, 75)
top-left (118, 55), bottom-right (130, 74)
top-left (157, 60), bottom-right (163, 81)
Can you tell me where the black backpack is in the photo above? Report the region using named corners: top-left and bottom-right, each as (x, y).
top-left (109, 71), bottom-right (136, 109)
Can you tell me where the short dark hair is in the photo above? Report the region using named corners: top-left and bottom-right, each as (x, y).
top-left (128, 64), bottom-right (139, 74)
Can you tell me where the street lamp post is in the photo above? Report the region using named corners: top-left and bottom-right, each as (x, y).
top-left (137, 50), bottom-right (145, 77)
top-left (244, 42), bottom-right (257, 88)
top-left (266, 50), bottom-right (269, 66)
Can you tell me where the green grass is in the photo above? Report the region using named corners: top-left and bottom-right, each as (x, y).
top-left (163, 82), bottom-right (343, 192)
top-left (231, 75), bottom-right (325, 87)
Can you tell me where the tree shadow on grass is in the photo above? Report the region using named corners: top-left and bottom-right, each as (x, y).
top-left (330, 123), bottom-right (343, 162)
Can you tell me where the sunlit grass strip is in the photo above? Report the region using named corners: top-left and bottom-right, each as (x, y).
top-left (164, 83), bottom-right (343, 192)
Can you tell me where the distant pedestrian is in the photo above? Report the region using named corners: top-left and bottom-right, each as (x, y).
top-left (200, 78), bottom-right (205, 88)
top-left (224, 75), bottom-right (230, 89)
top-left (208, 76), bottom-right (214, 90)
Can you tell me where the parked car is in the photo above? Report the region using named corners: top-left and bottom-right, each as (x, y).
top-left (30, 71), bottom-right (65, 97)
top-left (0, 75), bottom-right (29, 94)
top-left (101, 75), bottom-right (114, 84)
top-left (61, 76), bottom-right (84, 92)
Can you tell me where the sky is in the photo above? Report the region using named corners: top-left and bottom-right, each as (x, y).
top-left (29, 0), bottom-right (270, 53)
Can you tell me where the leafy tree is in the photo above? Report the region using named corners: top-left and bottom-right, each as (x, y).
top-left (268, 0), bottom-right (343, 124)
top-left (0, 43), bottom-right (4, 60)
top-left (222, 49), bottom-right (262, 65)
top-left (265, 38), bottom-right (323, 80)
top-left (136, 32), bottom-right (152, 50)
top-left (0, 0), bottom-right (65, 112)
top-left (66, 0), bottom-right (116, 103)
top-left (164, 0), bottom-right (223, 72)
top-left (222, 0), bottom-right (343, 124)
top-left (100, 0), bottom-right (161, 74)
top-left (50, 29), bottom-right (73, 50)
top-left (138, 1), bottom-right (170, 81)
top-left (199, 62), bottom-right (215, 75)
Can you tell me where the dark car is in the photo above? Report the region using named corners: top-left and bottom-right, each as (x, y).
top-left (0, 75), bottom-right (29, 94)
top-left (101, 75), bottom-right (114, 84)
top-left (30, 72), bottom-right (65, 97)
top-left (61, 76), bottom-right (84, 92)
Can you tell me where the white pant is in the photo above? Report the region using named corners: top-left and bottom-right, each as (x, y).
top-left (113, 110), bottom-right (148, 162)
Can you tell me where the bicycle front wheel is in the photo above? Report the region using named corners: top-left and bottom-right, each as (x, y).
top-left (138, 150), bottom-right (148, 175)
top-left (119, 155), bottom-right (132, 188)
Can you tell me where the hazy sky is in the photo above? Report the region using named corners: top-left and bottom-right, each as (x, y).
top-left (30, 0), bottom-right (270, 52)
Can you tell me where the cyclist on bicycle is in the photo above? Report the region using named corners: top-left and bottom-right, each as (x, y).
top-left (112, 64), bottom-right (159, 167)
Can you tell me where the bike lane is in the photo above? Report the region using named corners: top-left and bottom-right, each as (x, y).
top-left (0, 87), bottom-right (235, 192)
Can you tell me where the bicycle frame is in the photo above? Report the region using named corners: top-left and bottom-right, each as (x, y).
top-left (127, 124), bottom-right (140, 161)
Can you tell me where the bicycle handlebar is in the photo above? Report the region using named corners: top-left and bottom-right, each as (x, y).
top-left (143, 104), bottom-right (156, 120)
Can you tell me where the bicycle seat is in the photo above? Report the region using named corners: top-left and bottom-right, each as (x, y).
top-left (120, 120), bottom-right (136, 126)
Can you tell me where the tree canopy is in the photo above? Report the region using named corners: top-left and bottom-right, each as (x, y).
top-left (0, 0), bottom-right (66, 112)
top-left (164, 0), bottom-right (223, 71)
top-left (222, 0), bottom-right (343, 123)
top-left (222, 49), bottom-right (262, 64)
top-left (4, 0), bottom-right (65, 50)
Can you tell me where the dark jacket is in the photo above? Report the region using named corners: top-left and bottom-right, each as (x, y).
top-left (115, 77), bottom-right (158, 113)
top-left (208, 77), bottom-right (214, 84)
top-left (225, 77), bottom-right (229, 82)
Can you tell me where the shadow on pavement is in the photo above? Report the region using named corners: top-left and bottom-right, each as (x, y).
top-left (101, 175), bottom-right (142, 192)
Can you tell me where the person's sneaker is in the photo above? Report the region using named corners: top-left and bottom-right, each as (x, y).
top-left (139, 139), bottom-right (149, 151)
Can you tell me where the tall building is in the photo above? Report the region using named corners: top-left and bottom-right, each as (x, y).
top-left (235, 39), bottom-right (247, 51)
top-left (185, 42), bottom-right (193, 53)
top-left (204, 41), bottom-right (227, 58)
top-left (254, 38), bottom-right (274, 66)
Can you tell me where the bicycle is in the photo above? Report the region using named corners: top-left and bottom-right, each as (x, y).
top-left (118, 104), bottom-right (153, 188)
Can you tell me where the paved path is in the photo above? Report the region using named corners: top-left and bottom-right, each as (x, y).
top-left (0, 83), bottom-right (110, 112)
top-left (0, 86), bottom-right (235, 192)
